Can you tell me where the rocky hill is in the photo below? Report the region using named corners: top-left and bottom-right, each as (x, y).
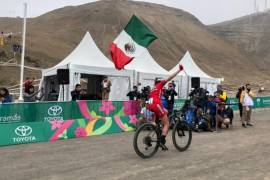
top-left (0, 0), bottom-right (267, 90)
top-left (210, 11), bottom-right (270, 70)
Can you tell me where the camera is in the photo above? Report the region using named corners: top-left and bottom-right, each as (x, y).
top-left (141, 86), bottom-right (150, 101)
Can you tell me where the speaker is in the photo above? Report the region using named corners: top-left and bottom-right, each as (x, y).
top-left (57, 69), bottom-right (70, 84)
top-left (191, 77), bottom-right (200, 88)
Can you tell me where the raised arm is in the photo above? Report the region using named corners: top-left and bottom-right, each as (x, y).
top-left (165, 64), bottom-right (184, 83)
top-left (23, 90), bottom-right (40, 98)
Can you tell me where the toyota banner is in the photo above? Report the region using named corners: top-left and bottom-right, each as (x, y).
top-left (0, 101), bottom-right (72, 124)
top-left (0, 122), bottom-right (47, 145)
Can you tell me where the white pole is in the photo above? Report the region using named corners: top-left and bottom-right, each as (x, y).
top-left (254, 0), bottom-right (257, 13)
top-left (18, 3), bottom-right (27, 102)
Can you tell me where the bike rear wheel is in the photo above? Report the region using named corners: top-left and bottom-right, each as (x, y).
top-left (133, 123), bottom-right (159, 159)
top-left (172, 121), bottom-right (192, 152)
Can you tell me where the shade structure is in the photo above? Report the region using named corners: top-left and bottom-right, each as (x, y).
top-left (169, 51), bottom-right (221, 98)
top-left (41, 32), bottom-right (134, 101)
top-left (125, 50), bottom-right (169, 89)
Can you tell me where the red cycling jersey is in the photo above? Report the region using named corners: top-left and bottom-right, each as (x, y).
top-left (149, 80), bottom-right (166, 104)
top-left (147, 80), bottom-right (167, 118)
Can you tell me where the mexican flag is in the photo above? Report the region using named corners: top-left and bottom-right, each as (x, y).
top-left (110, 15), bottom-right (157, 70)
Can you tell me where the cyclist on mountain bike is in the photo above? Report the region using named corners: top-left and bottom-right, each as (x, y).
top-left (147, 64), bottom-right (184, 148)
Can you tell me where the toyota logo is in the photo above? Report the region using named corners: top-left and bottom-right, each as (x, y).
top-left (15, 126), bottom-right (32, 137)
top-left (48, 105), bottom-right (62, 116)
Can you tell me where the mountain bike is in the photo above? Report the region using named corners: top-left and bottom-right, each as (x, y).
top-left (133, 110), bottom-right (192, 159)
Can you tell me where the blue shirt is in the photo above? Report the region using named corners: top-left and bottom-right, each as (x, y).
top-left (161, 95), bottom-right (168, 109)
top-left (2, 95), bottom-right (12, 103)
top-left (206, 101), bottom-right (216, 115)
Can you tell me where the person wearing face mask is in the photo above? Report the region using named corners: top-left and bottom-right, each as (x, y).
top-left (240, 84), bottom-right (255, 127)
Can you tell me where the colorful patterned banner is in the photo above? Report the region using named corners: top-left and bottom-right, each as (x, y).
top-left (0, 100), bottom-right (140, 124)
top-left (0, 97), bottom-right (269, 146)
top-left (0, 100), bottom-right (139, 146)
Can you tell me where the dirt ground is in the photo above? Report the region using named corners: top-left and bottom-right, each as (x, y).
top-left (0, 110), bottom-right (269, 180)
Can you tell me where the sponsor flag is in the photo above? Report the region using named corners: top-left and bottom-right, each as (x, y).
top-left (110, 15), bottom-right (157, 70)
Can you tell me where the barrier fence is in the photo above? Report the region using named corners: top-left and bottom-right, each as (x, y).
top-left (174, 97), bottom-right (270, 110)
top-left (0, 97), bottom-right (269, 146)
top-left (0, 100), bottom-right (140, 146)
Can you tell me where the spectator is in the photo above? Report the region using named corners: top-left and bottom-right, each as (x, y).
top-left (79, 89), bottom-right (89, 100)
top-left (216, 85), bottom-right (228, 103)
top-left (166, 82), bottom-right (178, 117)
top-left (214, 92), bottom-right (226, 129)
top-left (215, 113), bottom-right (231, 129)
top-left (141, 86), bottom-right (151, 101)
top-left (0, 88), bottom-right (12, 103)
top-left (206, 95), bottom-right (217, 128)
top-left (101, 76), bottom-right (112, 100)
top-left (190, 86), bottom-right (208, 129)
top-left (71, 84), bottom-right (82, 101)
top-left (236, 86), bottom-right (245, 118)
top-left (190, 86), bottom-right (208, 111)
top-left (23, 85), bottom-right (44, 102)
top-left (189, 86), bottom-right (199, 98)
top-left (224, 106), bottom-right (234, 125)
top-left (138, 106), bottom-right (155, 126)
top-left (197, 108), bottom-right (212, 132)
top-left (127, 86), bottom-right (141, 100)
top-left (24, 77), bottom-right (35, 93)
top-left (240, 84), bottom-right (255, 127)
top-left (161, 88), bottom-right (169, 110)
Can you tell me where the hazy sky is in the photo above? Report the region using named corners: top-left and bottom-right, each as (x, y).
top-left (0, 0), bottom-right (268, 24)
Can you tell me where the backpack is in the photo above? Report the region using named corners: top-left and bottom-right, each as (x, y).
top-left (186, 107), bottom-right (194, 125)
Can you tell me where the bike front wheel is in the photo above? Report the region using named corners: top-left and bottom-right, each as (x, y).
top-left (172, 121), bottom-right (192, 152)
top-left (133, 123), bottom-right (159, 159)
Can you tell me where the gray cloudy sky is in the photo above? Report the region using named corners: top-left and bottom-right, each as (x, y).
top-left (0, 0), bottom-right (268, 24)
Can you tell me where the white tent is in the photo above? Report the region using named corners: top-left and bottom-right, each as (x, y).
top-left (41, 31), bottom-right (134, 101)
top-left (125, 50), bottom-right (169, 89)
top-left (169, 51), bottom-right (221, 98)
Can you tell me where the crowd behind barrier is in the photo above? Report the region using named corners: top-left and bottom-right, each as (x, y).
top-left (0, 97), bottom-right (270, 124)
top-left (0, 97), bottom-right (269, 146)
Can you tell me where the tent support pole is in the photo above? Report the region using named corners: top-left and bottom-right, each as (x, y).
top-left (186, 76), bottom-right (190, 98)
top-left (62, 84), bottom-right (64, 101)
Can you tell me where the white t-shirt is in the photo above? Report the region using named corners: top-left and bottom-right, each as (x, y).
top-left (243, 92), bottom-right (254, 107)
top-left (141, 107), bottom-right (154, 122)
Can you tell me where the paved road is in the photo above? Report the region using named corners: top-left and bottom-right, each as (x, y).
top-left (0, 111), bottom-right (270, 180)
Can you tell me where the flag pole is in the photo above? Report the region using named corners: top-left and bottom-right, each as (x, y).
top-left (18, 3), bottom-right (27, 102)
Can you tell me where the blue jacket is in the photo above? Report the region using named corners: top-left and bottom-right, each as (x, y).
top-left (206, 101), bottom-right (216, 115)
top-left (161, 95), bottom-right (168, 109)
top-left (2, 95), bottom-right (12, 103)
